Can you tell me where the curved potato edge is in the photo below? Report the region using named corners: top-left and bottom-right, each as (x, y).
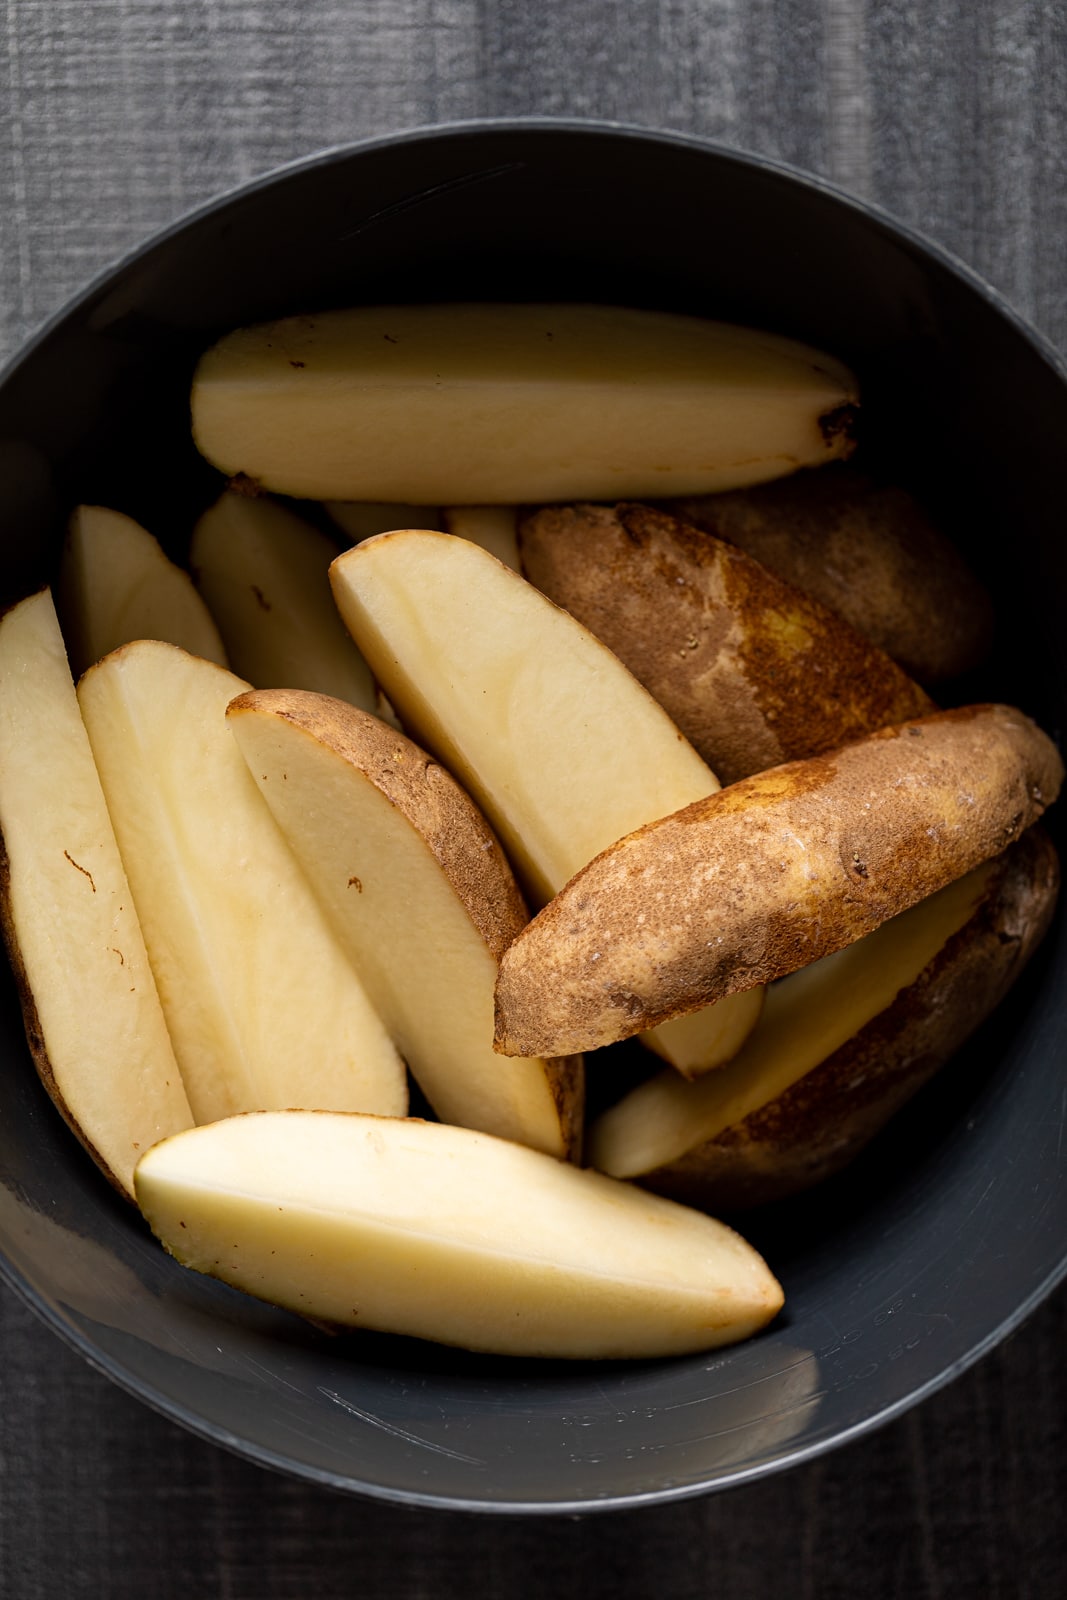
top-left (638, 826), bottom-right (1060, 1211)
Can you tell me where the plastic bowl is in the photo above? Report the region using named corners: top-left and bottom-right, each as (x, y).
top-left (0, 120), bottom-right (1065, 1514)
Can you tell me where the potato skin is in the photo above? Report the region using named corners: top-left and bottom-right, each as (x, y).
top-left (228, 689), bottom-right (584, 1157)
top-left (638, 826), bottom-right (1060, 1210)
top-left (670, 465), bottom-right (995, 684)
top-left (519, 501), bottom-right (934, 784)
top-left (494, 704), bottom-right (1064, 1057)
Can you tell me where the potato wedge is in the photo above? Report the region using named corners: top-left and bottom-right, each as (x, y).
top-left (494, 705), bottom-right (1063, 1057)
top-left (441, 506), bottom-right (521, 569)
top-left (56, 505), bottom-right (227, 677)
top-left (135, 1110), bottom-right (784, 1358)
top-left (0, 592), bottom-right (193, 1197)
top-left (330, 528), bottom-right (761, 1076)
top-left (227, 689), bottom-right (583, 1159)
top-left (519, 502), bottom-right (934, 783)
top-left (588, 828), bottom-right (1059, 1207)
top-left (324, 502), bottom-right (443, 541)
top-left (672, 465), bottom-right (994, 683)
top-left (191, 303), bottom-right (858, 504)
top-left (78, 642), bottom-right (407, 1125)
top-left (190, 490), bottom-right (378, 709)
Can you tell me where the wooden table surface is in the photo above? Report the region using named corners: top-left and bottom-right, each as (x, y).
top-left (1, 3), bottom-right (1065, 1595)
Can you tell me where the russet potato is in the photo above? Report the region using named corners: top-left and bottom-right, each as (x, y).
top-left (671, 464), bottom-right (994, 683)
top-left (494, 705), bottom-right (1063, 1058)
top-left (0, 592), bottom-right (193, 1196)
top-left (589, 828), bottom-right (1059, 1207)
top-left (135, 1111), bottom-right (784, 1359)
top-left (519, 501), bottom-right (934, 784)
top-left (330, 528), bottom-right (763, 1076)
top-left (191, 303), bottom-right (859, 504)
top-left (226, 689), bottom-right (583, 1160)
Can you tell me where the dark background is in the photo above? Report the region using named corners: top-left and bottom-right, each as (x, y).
top-left (1, 2), bottom-right (1065, 1595)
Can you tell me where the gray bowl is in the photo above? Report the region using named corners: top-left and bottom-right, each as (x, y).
top-left (1, 120), bottom-right (1065, 1513)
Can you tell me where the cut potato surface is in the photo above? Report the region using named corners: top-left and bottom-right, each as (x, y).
top-left (227, 690), bottom-right (582, 1159)
top-left (78, 642), bottom-right (407, 1125)
top-left (0, 592), bottom-right (192, 1196)
top-left (331, 529), bottom-right (761, 1076)
top-left (441, 506), bottom-right (520, 569)
top-left (324, 502), bottom-right (444, 541)
top-left (191, 303), bottom-right (859, 504)
top-left (494, 705), bottom-right (1064, 1057)
top-left (190, 490), bottom-right (377, 709)
top-left (519, 502), bottom-right (934, 784)
top-left (56, 504), bottom-right (227, 677)
top-left (135, 1111), bottom-right (784, 1358)
top-left (591, 829), bottom-right (1058, 1206)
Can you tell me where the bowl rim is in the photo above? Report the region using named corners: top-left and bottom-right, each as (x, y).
top-left (1, 113), bottom-right (1065, 1514)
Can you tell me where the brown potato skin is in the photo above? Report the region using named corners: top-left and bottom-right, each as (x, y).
top-left (519, 501), bottom-right (934, 784)
top-left (670, 464), bottom-right (995, 684)
top-left (228, 689), bottom-right (584, 1156)
top-left (494, 705), bottom-right (1064, 1058)
top-left (638, 826), bottom-right (1060, 1211)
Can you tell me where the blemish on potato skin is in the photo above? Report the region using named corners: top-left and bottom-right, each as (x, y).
top-left (64, 851), bottom-right (95, 891)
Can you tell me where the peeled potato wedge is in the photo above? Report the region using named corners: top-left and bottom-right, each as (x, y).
top-left (135, 1111), bottom-right (784, 1358)
top-left (0, 591), bottom-right (193, 1197)
top-left (330, 528), bottom-right (761, 1076)
top-left (494, 705), bottom-right (1063, 1058)
top-left (671, 465), bottom-right (995, 683)
top-left (588, 828), bottom-right (1059, 1207)
top-left (190, 489), bottom-right (378, 709)
top-left (78, 642), bottom-right (408, 1125)
top-left (519, 502), bottom-right (934, 784)
top-left (226, 689), bottom-right (583, 1159)
top-left (56, 504), bottom-right (227, 677)
top-left (191, 303), bottom-right (859, 504)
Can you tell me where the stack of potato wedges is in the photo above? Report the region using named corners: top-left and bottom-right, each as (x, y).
top-left (0, 302), bottom-right (1059, 1360)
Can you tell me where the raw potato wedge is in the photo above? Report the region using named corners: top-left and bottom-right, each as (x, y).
top-left (56, 505), bottom-right (227, 677)
top-left (324, 502), bottom-right (443, 541)
top-left (520, 502), bottom-right (934, 784)
top-left (135, 1111), bottom-right (784, 1358)
top-left (672, 465), bottom-right (995, 683)
top-left (0, 591), bottom-right (192, 1196)
top-left (494, 705), bottom-right (1063, 1058)
top-left (442, 506), bottom-right (521, 569)
top-left (191, 303), bottom-right (859, 504)
top-left (330, 529), bottom-right (760, 1076)
top-left (190, 490), bottom-right (378, 709)
top-left (78, 642), bottom-right (408, 1126)
top-left (589, 828), bottom-right (1059, 1207)
top-left (227, 689), bottom-right (583, 1159)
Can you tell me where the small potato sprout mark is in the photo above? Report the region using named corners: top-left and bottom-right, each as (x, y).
top-left (348, 876), bottom-right (363, 892)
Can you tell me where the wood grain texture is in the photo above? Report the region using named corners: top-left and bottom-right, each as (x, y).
top-left (1, 2), bottom-right (1066, 1596)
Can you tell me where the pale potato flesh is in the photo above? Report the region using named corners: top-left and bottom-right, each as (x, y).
top-left (56, 505), bottom-right (227, 677)
top-left (227, 691), bottom-right (581, 1159)
top-left (330, 530), bottom-right (761, 1075)
top-left (324, 502), bottom-right (444, 541)
top-left (441, 505), bottom-right (521, 569)
top-left (588, 863), bottom-right (992, 1179)
top-left (0, 592), bottom-right (192, 1195)
top-left (191, 303), bottom-right (859, 504)
top-left (77, 642), bottom-right (407, 1125)
top-left (190, 490), bottom-right (377, 709)
top-left (135, 1111), bottom-right (784, 1358)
